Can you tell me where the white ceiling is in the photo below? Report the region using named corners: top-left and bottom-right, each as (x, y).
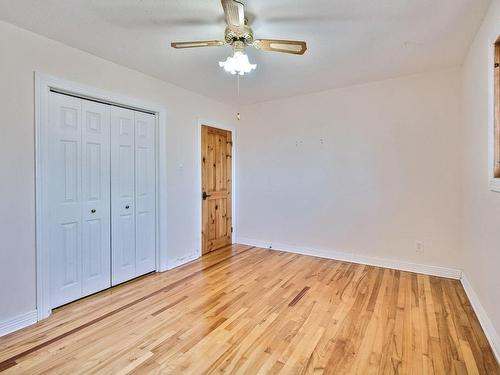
top-left (0, 0), bottom-right (491, 104)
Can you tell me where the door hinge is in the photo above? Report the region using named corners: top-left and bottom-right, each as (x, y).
top-left (231, 227), bottom-right (233, 233)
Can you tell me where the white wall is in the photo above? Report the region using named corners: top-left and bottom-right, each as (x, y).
top-left (0, 21), bottom-right (234, 323)
top-left (238, 68), bottom-right (463, 270)
top-left (461, 0), bottom-right (500, 348)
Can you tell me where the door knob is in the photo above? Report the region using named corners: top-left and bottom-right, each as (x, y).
top-left (125, 205), bottom-right (130, 209)
top-left (91, 209), bottom-right (96, 214)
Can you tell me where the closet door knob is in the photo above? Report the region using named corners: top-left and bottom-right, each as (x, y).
top-left (125, 205), bottom-right (130, 209)
top-left (91, 209), bottom-right (96, 214)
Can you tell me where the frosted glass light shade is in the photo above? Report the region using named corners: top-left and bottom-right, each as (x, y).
top-left (219, 51), bottom-right (257, 75)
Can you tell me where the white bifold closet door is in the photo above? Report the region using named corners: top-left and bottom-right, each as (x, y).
top-left (134, 112), bottom-right (157, 277)
top-left (111, 107), bottom-right (156, 286)
top-left (48, 92), bottom-right (111, 308)
top-left (48, 91), bottom-right (156, 308)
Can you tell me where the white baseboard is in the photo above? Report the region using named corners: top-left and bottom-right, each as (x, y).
top-left (460, 273), bottom-right (500, 363)
top-left (166, 252), bottom-right (200, 270)
top-left (0, 310), bottom-right (38, 337)
top-left (238, 238), bottom-right (462, 279)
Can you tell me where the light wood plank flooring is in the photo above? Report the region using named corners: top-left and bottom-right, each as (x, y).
top-left (0, 244), bottom-right (498, 374)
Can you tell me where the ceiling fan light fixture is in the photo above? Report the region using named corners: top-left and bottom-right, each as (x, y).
top-left (219, 51), bottom-right (256, 75)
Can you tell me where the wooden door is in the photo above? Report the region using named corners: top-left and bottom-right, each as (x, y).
top-left (201, 125), bottom-right (232, 254)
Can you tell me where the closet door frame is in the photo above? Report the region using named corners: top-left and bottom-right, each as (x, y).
top-left (35, 73), bottom-right (167, 321)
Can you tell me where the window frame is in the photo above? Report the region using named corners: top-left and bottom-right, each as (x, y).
top-left (488, 37), bottom-right (500, 192)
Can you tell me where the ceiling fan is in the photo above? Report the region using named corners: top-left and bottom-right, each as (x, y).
top-left (171, 0), bottom-right (307, 75)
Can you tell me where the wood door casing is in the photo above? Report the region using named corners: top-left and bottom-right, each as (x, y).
top-left (495, 41), bottom-right (500, 178)
top-left (201, 125), bottom-right (232, 254)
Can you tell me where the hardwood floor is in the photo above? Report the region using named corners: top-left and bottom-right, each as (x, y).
top-left (0, 244), bottom-right (498, 374)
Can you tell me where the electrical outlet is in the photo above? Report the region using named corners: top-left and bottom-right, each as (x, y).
top-left (415, 241), bottom-right (425, 254)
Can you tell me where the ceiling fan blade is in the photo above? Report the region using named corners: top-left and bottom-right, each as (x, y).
top-left (221, 0), bottom-right (245, 28)
top-left (253, 39), bottom-right (307, 55)
top-left (171, 40), bottom-right (225, 49)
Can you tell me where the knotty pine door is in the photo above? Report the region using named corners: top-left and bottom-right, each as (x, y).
top-left (201, 125), bottom-right (233, 254)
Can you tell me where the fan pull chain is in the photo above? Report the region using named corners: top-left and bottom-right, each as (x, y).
top-left (237, 73), bottom-right (240, 97)
top-left (236, 74), bottom-right (241, 121)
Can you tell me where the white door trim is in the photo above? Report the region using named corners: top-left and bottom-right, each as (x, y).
top-left (35, 72), bottom-right (168, 320)
top-left (196, 119), bottom-right (238, 258)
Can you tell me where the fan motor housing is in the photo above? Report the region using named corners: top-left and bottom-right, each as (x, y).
top-left (225, 25), bottom-right (254, 46)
